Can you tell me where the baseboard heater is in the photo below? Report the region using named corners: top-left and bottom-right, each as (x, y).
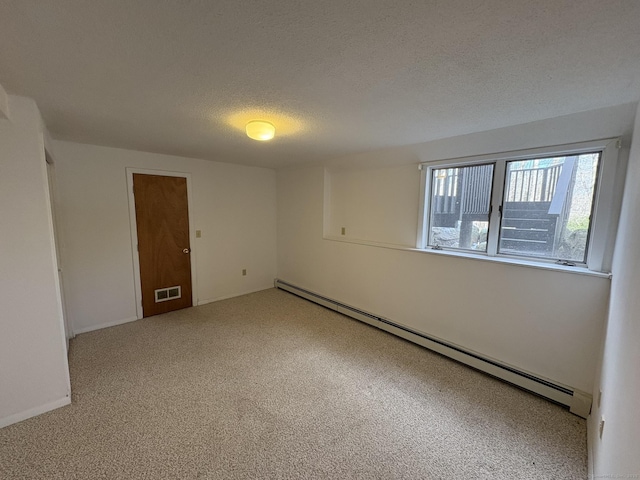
top-left (274, 279), bottom-right (592, 418)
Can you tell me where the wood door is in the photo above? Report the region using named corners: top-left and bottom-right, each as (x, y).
top-left (133, 174), bottom-right (192, 317)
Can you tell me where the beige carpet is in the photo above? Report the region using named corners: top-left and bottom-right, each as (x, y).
top-left (0, 288), bottom-right (586, 479)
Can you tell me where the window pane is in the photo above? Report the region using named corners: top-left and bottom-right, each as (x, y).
top-left (498, 153), bottom-right (600, 262)
top-left (428, 164), bottom-right (493, 251)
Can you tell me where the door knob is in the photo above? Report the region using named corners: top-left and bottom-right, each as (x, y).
top-left (183, 248), bottom-right (190, 254)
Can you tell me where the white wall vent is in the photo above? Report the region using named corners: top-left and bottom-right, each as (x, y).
top-left (154, 286), bottom-right (181, 303)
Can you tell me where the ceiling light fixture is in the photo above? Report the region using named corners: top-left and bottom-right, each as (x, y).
top-left (246, 120), bottom-right (275, 141)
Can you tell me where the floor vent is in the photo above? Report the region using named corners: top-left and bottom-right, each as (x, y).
top-left (274, 278), bottom-right (592, 418)
top-left (154, 286), bottom-right (181, 303)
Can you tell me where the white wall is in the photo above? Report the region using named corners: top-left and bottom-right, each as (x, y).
top-left (0, 95), bottom-right (71, 427)
top-left (328, 164), bottom-right (419, 246)
top-left (324, 103), bottom-right (637, 171)
top-left (278, 104), bottom-right (636, 396)
top-left (53, 141), bottom-right (277, 334)
top-left (589, 103), bottom-right (640, 477)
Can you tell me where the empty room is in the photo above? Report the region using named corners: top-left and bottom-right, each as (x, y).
top-left (1, 1), bottom-right (639, 479)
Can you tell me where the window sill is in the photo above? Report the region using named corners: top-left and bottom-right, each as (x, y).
top-left (323, 235), bottom-right (612, 279)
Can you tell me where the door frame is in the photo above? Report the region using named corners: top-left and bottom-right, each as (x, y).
top-left (45, 156), bottom-right (72, 347)
top-left (126, 168), bottom-right (198, 319)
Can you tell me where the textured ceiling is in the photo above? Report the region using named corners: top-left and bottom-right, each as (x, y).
top-left (1, 1), bottom-right (639, 168)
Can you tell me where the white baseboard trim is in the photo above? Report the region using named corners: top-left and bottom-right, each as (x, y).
top-left (275, 278), bottom-right (592, 417)
top-left (197, 286), bottom-right (273, 306)
top-left (0, 396), bottom-right (71, 429)
top-left (73, 288), bottom-right (274, 333)
top-left (73, 316), bottom-right (138, 335)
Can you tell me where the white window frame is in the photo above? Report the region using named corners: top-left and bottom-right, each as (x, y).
top-left (417, 138), bottom-right (620, 273)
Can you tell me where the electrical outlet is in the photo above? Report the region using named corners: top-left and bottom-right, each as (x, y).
top-left (341, 227), bottom-right (346, 235)
top-left (599, 417), bottom-right (605, 439)
top-left (598, 389), bottom-right (602, 408)
top-left (196, 230), bottom-right (202, 238)
top-left (242, 269), bottom-right (247, 276)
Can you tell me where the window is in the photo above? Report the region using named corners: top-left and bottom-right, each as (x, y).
top-left (427, 163), bottom-right (493, 251)
top-left (419, 139), bottom-right (620, 271)
top-left (499, 154), bottom-right (599, 263)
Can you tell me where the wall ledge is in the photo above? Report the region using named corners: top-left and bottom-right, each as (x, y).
top-left (324, 235), bottom-right (612, 279)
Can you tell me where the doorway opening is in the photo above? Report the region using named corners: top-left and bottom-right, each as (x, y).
top-left (127, 169), bottom-right (198, 318)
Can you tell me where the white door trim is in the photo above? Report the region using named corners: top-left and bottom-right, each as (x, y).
top-left (126, 168), bottom-right (198, 319)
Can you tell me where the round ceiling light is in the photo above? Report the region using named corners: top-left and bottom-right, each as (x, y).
top-left (246, 120), bottom-right (275, 141)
